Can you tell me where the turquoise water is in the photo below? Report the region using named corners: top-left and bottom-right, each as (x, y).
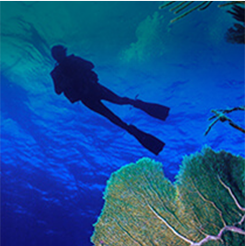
top-left (1, 2), bottom-right (244, 246)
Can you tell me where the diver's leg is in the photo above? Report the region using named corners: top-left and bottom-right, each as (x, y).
top-left (99, 85), bottom-right (134, 105)
top-left (99, 85), bottom-right (170, 121)
top-left (82, 99), bottom-right (129, 130)
top-left (81, 99), bottom-right (165, 155)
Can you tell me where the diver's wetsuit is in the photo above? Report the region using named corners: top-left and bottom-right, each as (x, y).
top-left (51, 54), bottom-right (135, 131)
top-left (51, 54), bottom-right (170, 155)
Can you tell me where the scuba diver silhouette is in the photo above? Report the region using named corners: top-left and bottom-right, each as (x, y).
top-left (50, 45), bottom-right (170, 155)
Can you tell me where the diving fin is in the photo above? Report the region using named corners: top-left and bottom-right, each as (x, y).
top-left (133, 99), bottom-right (170, 121)
top-left (127, 125), bottom-right (165, 155)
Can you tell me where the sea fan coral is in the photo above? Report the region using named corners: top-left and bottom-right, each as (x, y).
top-left (91, 148), bottom-right (245, 246)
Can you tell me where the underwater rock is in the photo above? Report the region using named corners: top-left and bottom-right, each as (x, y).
top-left (91, 147), bottom-right (245, 246)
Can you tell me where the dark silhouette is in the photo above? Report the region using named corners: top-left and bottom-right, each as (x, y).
top-left (50, 45), bottom-right (170, 155)
top-left (226, 5), bottom-right (245, 44)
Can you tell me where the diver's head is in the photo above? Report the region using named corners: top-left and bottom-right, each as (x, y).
top-left (51, 45), bottom-right (67, 63)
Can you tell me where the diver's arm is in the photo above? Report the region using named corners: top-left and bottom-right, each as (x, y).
top-left (50, 68), bottom-right (63, 95)
top-left (54, 81), bottom-right (62, 95)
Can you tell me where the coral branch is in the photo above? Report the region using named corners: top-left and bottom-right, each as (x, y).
top-left (190, 177), bottom-right (245, 245)
top-left (239, 214), bottom-right (245, 225)
top-left (189, 176), bottom-right (245, 245)
top-left (148, 176), bottom-right (245, 246)
top-left (148, 202), bottom-right (245, 246)
top-left (204, 106), bottom-right (245, 136)
top-left (218, 176), bottom-right (245, 212)
top-left (170, 2), bottom-right (208, 23)
top-left (192, 181), bottom-right (226, 227)
top-left (218, 1), bottom-right (245, 8)
top-left (159, 1), bottom-right (213, 23)
top-left (190, 226), bottom-right (245, 246)
top-left (147, 203), bottom-right (194, 244)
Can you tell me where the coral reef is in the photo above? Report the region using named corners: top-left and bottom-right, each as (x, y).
top-left (205, 106), bottom-right (245, 136)
top-left (91, 148), bottom-right (245, 246)
top-left (225, 4), bottom-right (245, 44)
top-left (159, 1), bottom-right (244, 25)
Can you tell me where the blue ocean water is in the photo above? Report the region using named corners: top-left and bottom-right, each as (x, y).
top-left (1, 2), bottom-right (244, 246)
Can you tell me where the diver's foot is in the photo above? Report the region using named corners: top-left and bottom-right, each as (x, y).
top-left (132, 99), bottom-right (170, 121)
top-left (127, 124), bottom-right (165, 155)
